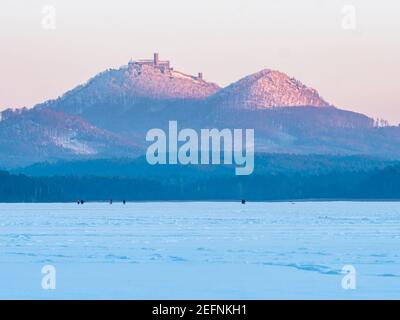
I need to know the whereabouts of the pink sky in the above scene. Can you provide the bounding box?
[1,0,399,123]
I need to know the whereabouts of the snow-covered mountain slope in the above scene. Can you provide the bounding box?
[37,58,220,115]
[2,55,400,167]
[0,108,140,167]
[208,69,331,109]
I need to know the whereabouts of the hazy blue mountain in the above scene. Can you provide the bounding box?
[1,55,399,168]
[0,108,142,167]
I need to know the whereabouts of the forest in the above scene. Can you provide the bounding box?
[1,154,399,202]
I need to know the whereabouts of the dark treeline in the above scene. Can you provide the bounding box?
[13,153,395,178]
[1,162,400,202]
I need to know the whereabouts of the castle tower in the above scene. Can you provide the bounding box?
[154,53,159,65]
[198,72,203,80]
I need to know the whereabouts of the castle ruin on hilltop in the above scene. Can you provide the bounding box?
[129,53,203,80]
[135,53,171,72]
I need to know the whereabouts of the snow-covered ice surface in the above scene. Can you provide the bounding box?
[0,201,399,299]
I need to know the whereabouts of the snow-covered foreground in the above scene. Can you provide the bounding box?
[0,202,399,299]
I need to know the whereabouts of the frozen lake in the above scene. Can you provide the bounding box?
[0,201,399,299]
